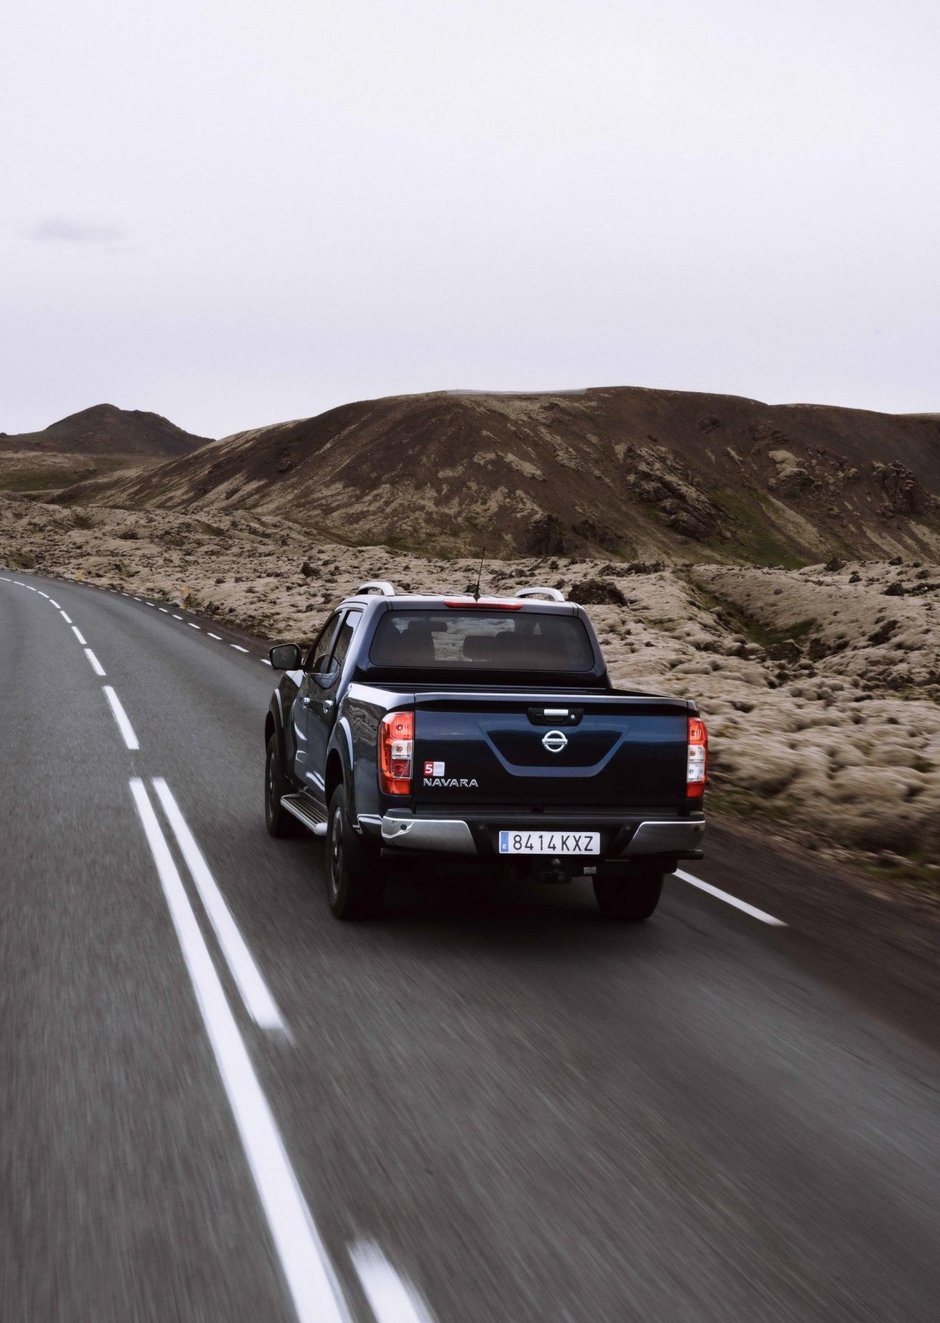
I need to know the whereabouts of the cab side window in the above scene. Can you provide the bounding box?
[328,610,362,676]
[305,614,342,674]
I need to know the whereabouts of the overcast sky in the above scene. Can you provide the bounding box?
[3,0,938,439]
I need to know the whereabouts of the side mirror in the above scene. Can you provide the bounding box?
[269,643,303,670]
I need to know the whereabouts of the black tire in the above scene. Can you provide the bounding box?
[326,784,385,919]
[593,868,664,921]
[265,732,300,837]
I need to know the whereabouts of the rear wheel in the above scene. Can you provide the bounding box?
[326,784,385,919]
[265,733,300,837]
[593,868,664,921]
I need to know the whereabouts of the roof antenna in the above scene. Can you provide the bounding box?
[471,543,486,601]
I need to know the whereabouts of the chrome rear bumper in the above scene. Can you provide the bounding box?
[362,812,704,858]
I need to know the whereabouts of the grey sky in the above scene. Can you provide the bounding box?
[3,0,938,439]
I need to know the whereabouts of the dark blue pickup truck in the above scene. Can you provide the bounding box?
[264,582,706,920]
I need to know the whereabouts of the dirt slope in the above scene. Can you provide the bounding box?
[56,388,940,564]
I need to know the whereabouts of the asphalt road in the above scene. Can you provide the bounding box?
[3,570,940,1322]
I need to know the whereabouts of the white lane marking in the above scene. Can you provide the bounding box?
[350,1243,434,1323]
[102,686,140,750]
[173,614,184,620]
[38,590,49,598]
[231,644,249,653]
[13,580,25,586]
[133,595,142,601]
[27,585,37,592]
[71,625,88,646]
[151,778,288,1035]
[188,622,201,630]
[145,601,155,608]
[49,599,61,607]
[121,592,130,597]
[261,658,272,666]
[60,611,73,624]
[674,870,786,927]
[129,780,351,1323]
[208,633,222,640]
[159,607,169,613]
[84,648,106,677]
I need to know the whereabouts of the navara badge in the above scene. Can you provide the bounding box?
[542,729,568,754]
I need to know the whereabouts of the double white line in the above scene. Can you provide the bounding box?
[130,778,433,1322]
[130,778,349,1323]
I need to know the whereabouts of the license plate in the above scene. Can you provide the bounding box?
[498,830,600,855]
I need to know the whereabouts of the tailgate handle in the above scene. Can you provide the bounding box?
[527,706,583,726]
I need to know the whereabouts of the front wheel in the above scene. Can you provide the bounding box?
[593,868,664,921]
[326,784,385,919]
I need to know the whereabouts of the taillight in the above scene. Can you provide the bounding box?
[687,717,708,798]
[379,711,414,795]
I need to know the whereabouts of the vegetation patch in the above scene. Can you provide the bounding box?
[713,487,806,568]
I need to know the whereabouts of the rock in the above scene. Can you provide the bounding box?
[768,639,802,663]
[527,514,568,556]
[571,577,627,606]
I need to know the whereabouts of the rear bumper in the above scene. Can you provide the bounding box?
[358,810,705,860]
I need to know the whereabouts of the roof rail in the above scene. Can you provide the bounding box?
[355,580,397,597]
[511,585,566,602]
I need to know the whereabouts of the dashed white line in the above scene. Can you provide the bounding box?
[350,1243,434,1323]
[13,580,25,586]
[261,658,272,666]
[26,585,37,592]
[102,686,140,751]
[71,625,88,646]
[84,648,106,677]
[208,633,222,641]
[188,622,201,630]
[49,599,61,608]
[231,644,249,653]
[159,607,169,613]
[173,614,184,620]
[145,601,155,608]
[674,870,786,927]
[60,611,73,624]
[133,595,142,601]
[129,779,350,1323]
[38,590,49,598]
[151,779,288,1034]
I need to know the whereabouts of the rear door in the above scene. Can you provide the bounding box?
[412,693,690,809]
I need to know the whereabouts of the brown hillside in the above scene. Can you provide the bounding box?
[57,388,940,563]
[1,404,213,460]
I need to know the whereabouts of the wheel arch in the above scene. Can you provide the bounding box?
[325,748,345,809]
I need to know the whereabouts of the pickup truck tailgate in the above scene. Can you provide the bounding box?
[412,692,690,808]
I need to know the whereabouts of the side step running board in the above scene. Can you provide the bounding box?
[280,794,328,837]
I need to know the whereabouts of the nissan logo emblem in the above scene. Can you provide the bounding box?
[542,729,568,754]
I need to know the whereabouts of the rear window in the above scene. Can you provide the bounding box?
[369,610,595,672]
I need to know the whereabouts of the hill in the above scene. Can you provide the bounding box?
[0,403,213,460]
[0,403,214,496]
[56,387,940,563]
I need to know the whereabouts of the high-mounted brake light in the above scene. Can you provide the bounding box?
[687,716,708,798]
[379,711,414,795]
[443,599,524,610]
